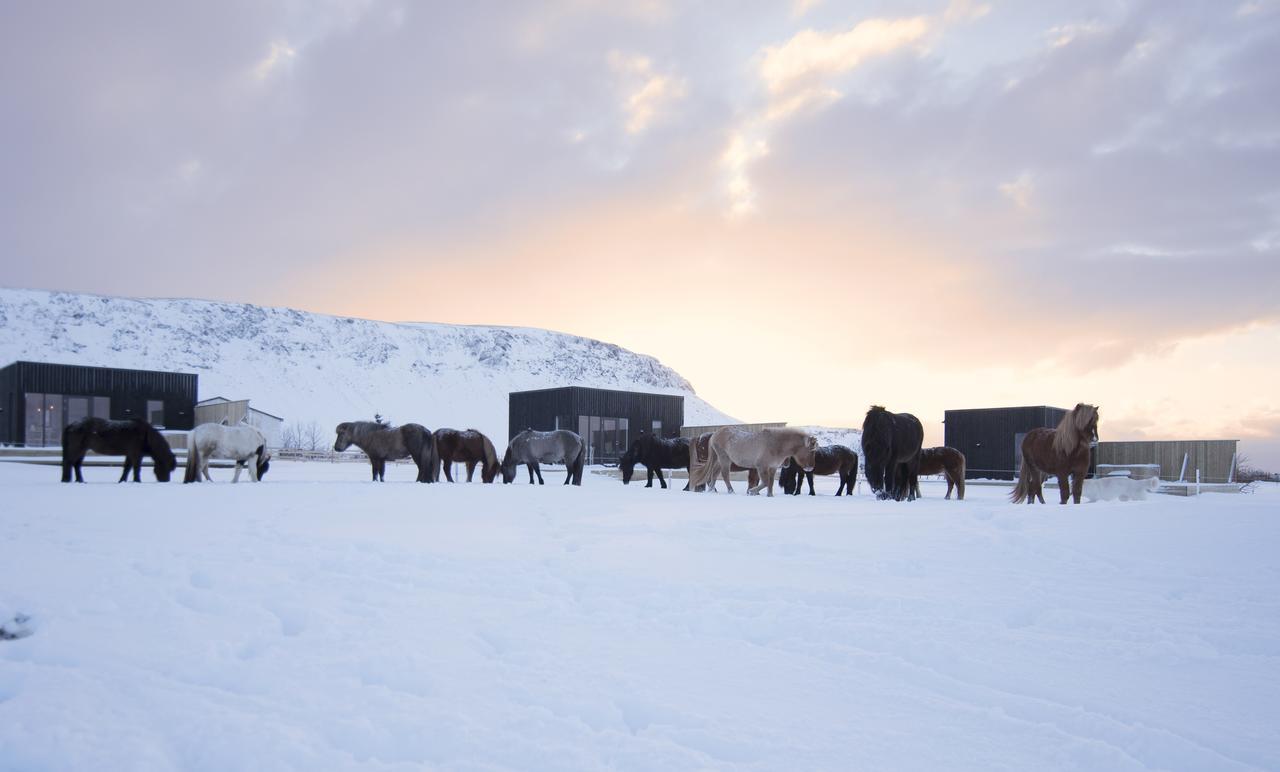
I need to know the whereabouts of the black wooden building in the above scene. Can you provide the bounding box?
[508,386,685,464]
[943,405,1070,480]
[0,361,198,447]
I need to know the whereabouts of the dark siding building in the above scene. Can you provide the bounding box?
[0,361,198,446]
[943,405,1070,480]
[508,386,685,464]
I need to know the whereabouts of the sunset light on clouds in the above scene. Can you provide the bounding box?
[3,0,1279,465]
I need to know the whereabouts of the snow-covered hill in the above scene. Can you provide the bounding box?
[0,288,735,440]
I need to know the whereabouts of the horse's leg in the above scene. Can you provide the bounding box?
[466,461,477,482]
[74,454,86,483]
[118,458,131,483]
[443,458,455,483]
[1032,472,1044,504]
[655,468,668,489]
[645,466,654,488]
[806,471,816,496]
[564,463,572,485]
[535,464,544,485]
[1057,473,1071,505]
[1071,470,1084,504]
[232,462,243,483]
[201,456,213,481]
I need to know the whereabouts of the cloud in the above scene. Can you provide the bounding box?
[609,51,686,135]
[758,16,932,96]
[998,172,1034,211]
[253,39,297,80]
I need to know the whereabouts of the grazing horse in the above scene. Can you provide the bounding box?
[692,431,758,491]
[61,417,177,483]
[501,429,586,485]
[1011,403,1099,505]
[780,444,859,496]
[687,427,818,496]
[911,446,967,500]
[861,406,924,501]
[184,423,271,483]
[334,421,438,482]
[619,434,690,489]
[435,428,500,483]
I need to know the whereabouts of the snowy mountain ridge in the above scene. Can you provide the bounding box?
[0,287,735,441]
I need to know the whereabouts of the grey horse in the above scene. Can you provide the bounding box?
[501,429,586,486]
[334,421,438,482]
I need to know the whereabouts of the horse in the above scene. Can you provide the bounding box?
[861,406,924,501]
[619,434,690,489]
[334,421,438,482]
[435,428,500,483]
[1011,403,1099,505]
[501,429,586,485]
[184,422,271,483]
[780,444,859,496]
[911,446,967,500]
[61,417,177,483]
[687,426,818,496]
[691,431,758,491]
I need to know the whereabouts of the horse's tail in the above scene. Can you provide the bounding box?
[956,453,966,500]
[409,427,438,483]
[687,441,717,490]
[184,435,201,484]
[60,424,77,482]
[571,441,586,486]
[1010,454,1032,503]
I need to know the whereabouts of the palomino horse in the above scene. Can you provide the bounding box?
[687,427,818,496]
[780,444,859,496]
[334,421,438,482]
[619,434,690,489]
[861,406,924,501]
[184,422,271,483]
[501,429,586,486]
[435,428,500,483]
[61,417,177,483]
[1011,403,1099,505]
[911,446,967,500]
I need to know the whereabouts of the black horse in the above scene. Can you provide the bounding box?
[780,444,859,496]
[861,406,924,501]
[619,434,691,489]
[61,417,178,483]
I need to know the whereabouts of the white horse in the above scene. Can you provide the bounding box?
[184,422,272,483]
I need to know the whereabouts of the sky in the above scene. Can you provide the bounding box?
[3,0,1279,468]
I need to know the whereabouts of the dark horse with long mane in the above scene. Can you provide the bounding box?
[619,434,690,489]
[61,417,177,483]
[861,406,924,501]
[910,446,967,500]
[780,444,859,496]
[1011,403,1099,505]
[435,428,500,483]
[334,421,438,482]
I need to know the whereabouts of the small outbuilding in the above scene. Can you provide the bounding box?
[943,405,1075,480]
[194,397,285,448]
[508,386,685,464]
[0,360,197,446]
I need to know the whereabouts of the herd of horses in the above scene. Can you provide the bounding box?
[57,403,1100,504]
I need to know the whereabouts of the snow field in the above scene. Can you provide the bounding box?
[1,461,1278,771]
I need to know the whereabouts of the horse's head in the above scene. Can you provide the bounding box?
[149,429,177,482]
[1076,403,1100,443]
[334,422,354,452]
[500,447,518,484]
[619,439,641,484]
[256,446,272,481]
[794,434,819,471]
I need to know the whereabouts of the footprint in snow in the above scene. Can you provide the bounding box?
[0,613,34,641]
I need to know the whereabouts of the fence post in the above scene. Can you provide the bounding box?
[1196,468,1201,496]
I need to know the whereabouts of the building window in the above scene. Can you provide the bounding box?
[147,400,165,427]
[652,420,662,437]
[577,415,631,464]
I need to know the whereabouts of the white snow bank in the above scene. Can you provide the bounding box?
[1,463,1278,771]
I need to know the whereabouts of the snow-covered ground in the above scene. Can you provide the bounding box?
[2,461,1278,771]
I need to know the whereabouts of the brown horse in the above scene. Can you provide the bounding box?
[780,445,859,496]
[912,446,967,500]
[1011,404,1099,505]
[688,427,817,496]
[435,428,500,483]
[692,431,758,491]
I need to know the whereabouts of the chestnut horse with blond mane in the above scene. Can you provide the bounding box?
[1010,403,1099,505]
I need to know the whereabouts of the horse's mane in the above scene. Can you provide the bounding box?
[347,420,397,437]
[1052,403,1098,456]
